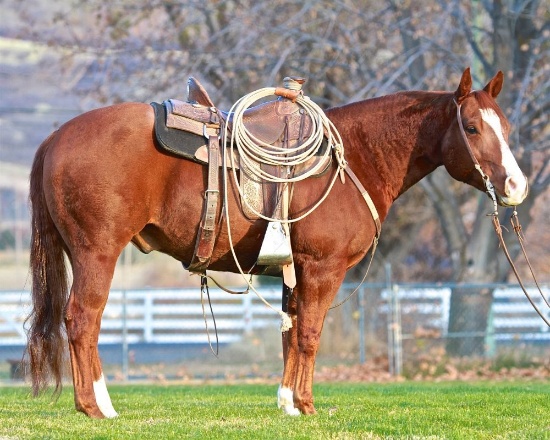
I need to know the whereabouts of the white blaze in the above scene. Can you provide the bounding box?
[480,108,528,205]
[93,373,119,418]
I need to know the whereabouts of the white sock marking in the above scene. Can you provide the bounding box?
[277,385,301,416]
[93,373,119,418]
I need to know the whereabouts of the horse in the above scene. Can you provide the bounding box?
[26,67,528,418]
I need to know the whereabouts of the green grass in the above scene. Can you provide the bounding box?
[0,382,549,439]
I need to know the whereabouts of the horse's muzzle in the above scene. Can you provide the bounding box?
[497,174,529,207]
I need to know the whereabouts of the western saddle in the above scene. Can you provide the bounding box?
[152,76,332,276]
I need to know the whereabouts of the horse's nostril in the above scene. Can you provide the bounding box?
[505,175,528,199]
[505,176,515,195]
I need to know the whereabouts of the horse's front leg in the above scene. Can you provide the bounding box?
[279,284,300,416]
[280,267,346,415]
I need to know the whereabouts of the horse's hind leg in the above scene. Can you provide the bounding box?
[90,306,118,417]
[65,251,119,418]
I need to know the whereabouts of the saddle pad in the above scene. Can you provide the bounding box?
[151,101,208,163]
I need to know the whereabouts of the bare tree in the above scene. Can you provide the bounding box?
[6,0,548,355]
[387,0,549,354]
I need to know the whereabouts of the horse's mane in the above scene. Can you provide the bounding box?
[327,90,452,116]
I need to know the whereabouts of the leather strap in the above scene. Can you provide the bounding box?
[454,99,499,211]
[329,166,381,310]
[344,166,381,237]
[492,213,550,327]
[454,99,549,327]
[187,135,220,273]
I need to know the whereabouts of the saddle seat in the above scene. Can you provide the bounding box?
[170,81,315,152]
[160,77,330,179]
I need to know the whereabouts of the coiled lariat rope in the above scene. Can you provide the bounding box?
[219,85,347,331]
[224,87,347,223]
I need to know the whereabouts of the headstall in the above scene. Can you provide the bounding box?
[454,98,549,327]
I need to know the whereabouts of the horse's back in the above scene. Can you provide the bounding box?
[39,102,195,256]
[48,101,182,181]
[53,102,154,155]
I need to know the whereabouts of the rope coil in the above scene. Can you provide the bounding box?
[219,86,347,330]
[223,87,346,223]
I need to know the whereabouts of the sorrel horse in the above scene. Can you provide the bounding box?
[27,68,527,418]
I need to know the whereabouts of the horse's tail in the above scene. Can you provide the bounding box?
[26,132,69,397]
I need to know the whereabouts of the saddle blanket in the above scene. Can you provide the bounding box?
[151,101,208,163]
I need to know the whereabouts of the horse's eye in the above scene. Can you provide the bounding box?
[466,126,477,134]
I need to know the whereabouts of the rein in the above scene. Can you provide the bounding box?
[200,275,220,357]
[454,99,550,327]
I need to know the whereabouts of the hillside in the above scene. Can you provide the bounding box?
[0,37,82,166]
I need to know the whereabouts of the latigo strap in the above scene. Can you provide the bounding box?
[186,134,221,273]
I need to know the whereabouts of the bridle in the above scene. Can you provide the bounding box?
[454,98,499,213]
[454,98,550,327]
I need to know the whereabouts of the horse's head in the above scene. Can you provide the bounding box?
[442,68,528,207]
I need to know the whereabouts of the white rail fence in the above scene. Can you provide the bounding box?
[1,285,549,347]
[0,287,282,346]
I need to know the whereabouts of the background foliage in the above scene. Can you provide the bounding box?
[0,0,548,354]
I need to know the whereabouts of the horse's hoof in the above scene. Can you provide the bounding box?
[78,406,105,419]
[298,403,317,415]
[281,405,301,416]
[277,385,300,416]
[93,374,119,418]
[99,408,119,418]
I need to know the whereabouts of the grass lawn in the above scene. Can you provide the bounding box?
[0,381,549,439]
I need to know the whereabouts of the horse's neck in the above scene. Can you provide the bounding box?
[327,92,452,221]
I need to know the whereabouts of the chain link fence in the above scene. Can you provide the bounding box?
[330,271,550,378]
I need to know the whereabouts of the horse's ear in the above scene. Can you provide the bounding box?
[455,67,472,103]
[483,71,504,98]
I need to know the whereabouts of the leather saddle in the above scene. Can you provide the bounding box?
[151,77,330,273]
[187,76,311,145]
[152,77,330,216]
[153,77,329,170]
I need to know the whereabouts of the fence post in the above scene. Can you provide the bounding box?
[359,286,365,364]
[121,288,129,381]
[485,302,496,357]
[121,245,131,381]
[385,263,403,376]
[392,283,403,376]
[386,263,394,375]
[144,294,153,342]
[243,293,252,335]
